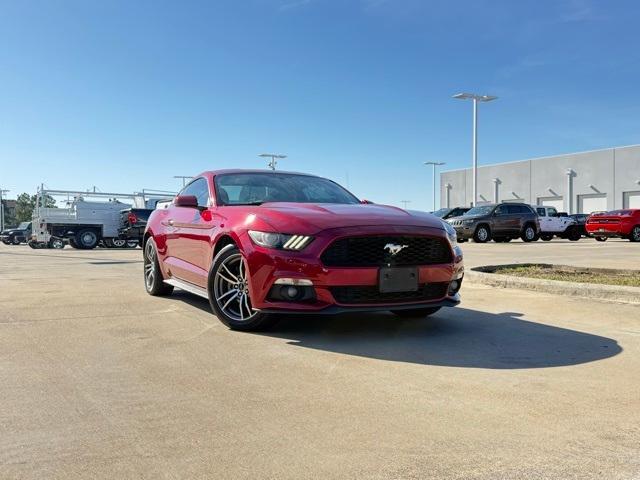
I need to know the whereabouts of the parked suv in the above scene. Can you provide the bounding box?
[0,222,32,245]
[447,203,539,243]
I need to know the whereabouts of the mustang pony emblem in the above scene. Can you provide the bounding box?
[384,243,409,256]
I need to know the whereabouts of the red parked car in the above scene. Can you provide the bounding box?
[143,170,464,330]
[585,209,640,242]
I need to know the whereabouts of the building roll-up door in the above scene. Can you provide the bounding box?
[578,194,607,214]
[537,196,564,211]
[623,191,640,209]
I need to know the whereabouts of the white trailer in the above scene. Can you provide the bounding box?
[31,186,174,249]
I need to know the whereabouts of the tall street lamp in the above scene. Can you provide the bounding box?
[424,162,445,212]
[259,153,287,170]
[452,92,497,207]
[0,188,9,231]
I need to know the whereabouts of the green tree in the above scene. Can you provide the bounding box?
[15,193,56,222]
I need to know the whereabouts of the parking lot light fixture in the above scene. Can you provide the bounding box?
[453,92,498,207]
[259,153,287,171]
[424,162,446,211]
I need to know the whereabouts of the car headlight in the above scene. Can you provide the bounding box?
[442,221,458,246]
[463,219,475,225]
[248,230,313,251]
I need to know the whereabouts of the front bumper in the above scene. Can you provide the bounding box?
[452,224,475,240]
[241,225,465,313]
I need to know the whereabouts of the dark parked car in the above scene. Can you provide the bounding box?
[1,222,32,245]
[569,214,589,238]
[447,203,540,243]
[432,207,470,220]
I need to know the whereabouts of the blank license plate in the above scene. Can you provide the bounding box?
[379,267,419,293]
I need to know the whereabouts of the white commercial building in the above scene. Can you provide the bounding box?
[440,145,640,213]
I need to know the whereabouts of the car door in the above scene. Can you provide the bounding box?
[166,177,217,287]
[492,205,510,235]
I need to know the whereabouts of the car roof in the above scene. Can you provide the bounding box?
[196,169,319,178]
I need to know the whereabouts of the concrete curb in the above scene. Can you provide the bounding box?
[466,265,640,305]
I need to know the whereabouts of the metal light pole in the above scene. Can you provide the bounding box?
[0,189,9,231]
[400,200,411,210]
[259,153,287,170]
[423,162,445,211]
[452,93,497,207]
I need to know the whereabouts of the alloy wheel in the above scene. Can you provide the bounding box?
[632,226,640,242]
[144,241,156,290]
[525,227,535,240]
[112,239,126,248]
[477,228,488,242]
[213,253,256,322]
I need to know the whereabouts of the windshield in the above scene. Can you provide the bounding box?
[215,173,360,206]
[465,205,495,216]
[18,222,30,229]
[432,208,450,218]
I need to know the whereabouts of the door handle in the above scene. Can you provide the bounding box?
[168,219,174,226]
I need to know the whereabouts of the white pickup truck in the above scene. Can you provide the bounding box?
[535,206,581,241]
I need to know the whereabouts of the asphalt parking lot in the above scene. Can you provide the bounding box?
[1,241,639,479]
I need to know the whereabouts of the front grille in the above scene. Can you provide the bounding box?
[330,283,449,304]
[321,235,452,267]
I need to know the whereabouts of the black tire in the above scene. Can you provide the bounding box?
[143,238,174,296]
[75,229,99,249]
[68,238,80,249]
[126,240,139,248]
[28,241,38,249]
[540,234,553,241]
[12,237,20,245]
[208,244,277,331]
[102,239,114,248]
[391,307,441,318]
[629,225,640,242]
[473,225,491,243]
[48,237,65,249]
[521,224,538,242]
[568,228,581,241]
[595,236,608,242]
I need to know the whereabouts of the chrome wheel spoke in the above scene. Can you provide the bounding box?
[222,291,239,311]
[221,264,239,283]
[216,271,237,285]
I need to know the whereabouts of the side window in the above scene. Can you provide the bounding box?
[505,205,519,214]
[536,207,546,217]
[548,207,558,217]
[179,178,210,207]
[495,205,507,215]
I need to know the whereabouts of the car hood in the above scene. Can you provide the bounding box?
[250,203,445,234]
[1,229,20,235]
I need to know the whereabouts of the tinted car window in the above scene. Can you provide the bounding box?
[179,178,210,207]
[215,173,359,206]
[536,207,546,216]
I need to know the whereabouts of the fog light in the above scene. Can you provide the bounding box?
[286,286,299,299]
[448,279,462,296]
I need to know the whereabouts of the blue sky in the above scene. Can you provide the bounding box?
[1,0,639,210]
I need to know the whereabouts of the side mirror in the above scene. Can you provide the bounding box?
[174,195,199,209]
[361,199,374,204]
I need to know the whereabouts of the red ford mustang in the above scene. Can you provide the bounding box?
[585,209,640,242]
[143,170,464,330]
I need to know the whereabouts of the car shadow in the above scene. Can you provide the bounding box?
[167,292,621,369]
